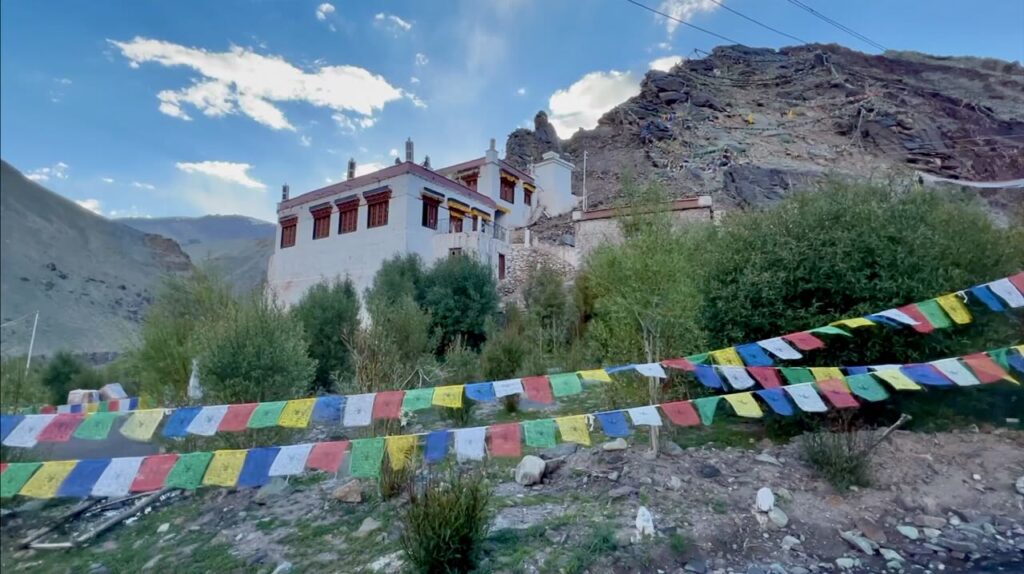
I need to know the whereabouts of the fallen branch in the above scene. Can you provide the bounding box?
[866,413,912,454]
[72,488,174,547]
[18,499,99,549]
[86,491,155,514]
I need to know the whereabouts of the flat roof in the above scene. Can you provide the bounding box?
[574,197,711,222]
[436,157,535,183]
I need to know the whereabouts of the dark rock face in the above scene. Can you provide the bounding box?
[504,111,563,170]
[721,166,820,208]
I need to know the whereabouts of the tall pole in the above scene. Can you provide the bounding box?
[24,311,39,377]
[582,150,588,212]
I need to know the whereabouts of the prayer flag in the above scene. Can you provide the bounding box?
[549,373,583,397]
[311,395,344,423]
[871,309,920,327]
[454,427,487,462]
[735,344,774,367]
[757,337,802,360]
[20,460,77,498]
[627,406,663,426]
[693,396,722,425]
[963,352,1018,384]
[131,454,179,492]
[402,388,434,412]
[522,376,554,404]
[348,438,385,478]
[492,379,525,397]
[900,364,953,386]
[306,441,348,473]
[432,385,464,409]
[247,401,287,429]
[595,411,631,437]
[58,459,111,497]
[577,369,612,382]
[372,391,405,420]
[780,368,815,385]
[218,403,259,431]
[187,405,229,436]
[710,347,744,366]
[720,366,757,390]
[1,463,41,498]
[916,299,952,329]
[755,388,794,416]
[343,394,376,427]
[686,352,710,365]
[872,368,922,391]
[830,317,875,329]
[1010,272,1024,292]
[522,419,557,448]
[165,452,214,490]
[555,415,591,446]
[237,447,280,488]
[810,367,845,382]
[0,415,24,442]
[92,456,145,498]
[661,358,695,371]
[3,414,57,448]
[845,374,889,402]
[990,348,1013,372]
[36,414,83,442]
[162,407,201,438]
[269,444,314,477]
[660,401,701,426]
[634,363,668,378]
[816,380,859,408]
[489,423,522,457]
[693,364,725,389]
[278,399,317,428]
[425,430,450,463]
[203,450,247,487]
[1007,348,1024,375]
[936,293,972,324]
[464,383,496,402]
[74,412,118,440]
[897,304,935,334]
[747,367,782,389]
[385,435,418,470]
[723,392,763,418]
[968,285,1005,311]
[783,331,825,351]
[809,325,852,337]
[783,384,828,412]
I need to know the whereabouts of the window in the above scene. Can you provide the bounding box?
[498,253,506,280]
[365,189,391,228]
[449,248,463,257]
[280,218,297,248]
[461,173,478,191]
[449,213,464,233]
[472,215,478,232]
[422,197,439,229]
[500,176,515,203]
[337,199,358,234]
[524,186,533,206]
[311,206,332,240]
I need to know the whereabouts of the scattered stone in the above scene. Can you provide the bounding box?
[747,566,767,574]
[369,552,403,573]
[697,464,721,479]
[270,562,293,574]
[354,517,381,538]
[896,494,920,511]
[835,557,857,569]
[854,516,887,544]
[922,528,942,539]
[332,480,362,503]
[539,443,577,459]
[668,476,683,490]
[755,453,782,466]
[775,487,793,502]
[614,528,634,548]
[608,486,637,499]
[544,528,564,545]
[142,555,162,571]
[514,455,546,486]
[602,438,629,451]
[768,508,789,528]
[915,515,947,529]
[897,525,920,540]
[1015,475,1024,496]
[790,568,809,574]
[948,515,962,527]
[661,440,685,457]
[256,477,291,502]
[879,548,903,562]
[756,487,775,511]
[781,535,801,550]
[840,531,876,555]
[684,557,708,573]
[937,538,978,553]
[156,523,170,534]
[920,495,940,515]
[886,560,903,571]
[768,563,787,574]
[971,473,982,481]
[634,506,655,541]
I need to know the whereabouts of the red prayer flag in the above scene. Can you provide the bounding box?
[372,391,405,420]
[962,353,1012,384]
[36,414,84,442]
[306,440,349,473]
[661,358,695,371]
[897,304,934,334]
[40,405,56,414]
[1009,272,1024,293]
[783,331,825,351]
[131,454,179,492]
[747,367,782,389]
[816,380,859,409]
[108,400,120,411]
[218,403,259,431]
[660,401,701,426]
[488,423,522,457]
[522,376,554,404]
[1,463,8,474]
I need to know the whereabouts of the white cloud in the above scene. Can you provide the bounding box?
[409,76,420,84]
[110,37,406,132]
[56,77,72,85]
[332,113,377,133]
[657,41,672,51]
[25,162,70,183]
[132,181,156,190]
[548,70,641,135]
[75,198,103,214]
[299,134,312,147]
[657,0,719,36]
[516,87,526,95]
[388,148,399,157]
[650,55,684,71]
[315,3,335,21]
[101,177,115,184]
[175,160,266,189]
[374,13,412,34]
[415,53,429,66]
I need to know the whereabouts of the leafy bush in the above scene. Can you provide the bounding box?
[420,254,499,352]
[291,278,360,392]
[365,253,426,310]
[0,356,49,411]
[522,264,577,352]
[799,429,873,490]
[400,469,491,574]
[40,350,86,404]
[438,338,480,426]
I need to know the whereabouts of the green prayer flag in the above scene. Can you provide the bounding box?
[989,348,1012,372]
[548,373,582,397]
[348,438,385,478]
[693,397,721,425]
[247,401,287,428]
[1,462,42,498]
[402,388,434,412]
[165,452,214,490]
[74,412,119,440]
[686,353,710,365]
[809,325,851,337]
[916,299,953,329]
[845,374,889,402]
[522,419,557,448]
[97,402,109,413]
[780,368,815,385]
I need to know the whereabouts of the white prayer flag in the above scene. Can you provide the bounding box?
[987,278,1024,308]
[343,393,375,427]
[2,414,57,448]
[118,400,135,412]
[719,366,757,390]
[56,405,72,414]
[873,309,919,326]
[784,384,828,413]
[454,427,487,462]
[92,456,145,498]
[269,443,314,476]
[757,337,802,360]
[186,405,228,436]
[627,406,663,427]
[492,379,524,398]
[869,364,902,372]
[929,358,980,386]
[634,363,668,378]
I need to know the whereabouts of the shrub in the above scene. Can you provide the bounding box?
[799,429,873,490]
[420,254,499,352]
[291,278,360,392]
[40,350,86,404]
[0,356,49,411]
[522,264,576,351]
[439,339,479,426]
[400,469,491,574]
[365,253,426,310]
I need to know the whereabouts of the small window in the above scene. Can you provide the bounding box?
[311,208,331,240]
[472,215,479,232]
[500,177,515,203]
[280,219,297,248]
[449,213,464,233]
[449,248,463,257]
[524,187,533,205]
[338,201,358,234]
[498,253,506,280]
[365,190,391,228]
[422,197,439,229]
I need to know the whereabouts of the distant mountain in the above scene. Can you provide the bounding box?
[119,215,275,295]
[0,160,192,356]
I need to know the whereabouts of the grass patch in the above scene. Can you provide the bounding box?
[669,531,689,554]
[562,524,618,574]
[799,430,872,490]
[400,469,491,574]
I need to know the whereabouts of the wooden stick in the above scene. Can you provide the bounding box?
[18,499,99,549]
[73,488,173,546]
[27,542,75,550]
[866,413,912,454]
[86,491,153,514]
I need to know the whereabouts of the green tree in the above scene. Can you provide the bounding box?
[480,304,530,381]
[0,356,50,411]
[365,253,426,310]
[40,351,85,404]
[420,255,499,352]
[522,264,576,353]
[291,278,360,391]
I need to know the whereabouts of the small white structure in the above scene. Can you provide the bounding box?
[267,138,574,307]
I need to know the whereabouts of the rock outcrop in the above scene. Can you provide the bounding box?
[505,111,563,171]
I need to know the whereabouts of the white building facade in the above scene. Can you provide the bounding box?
[267,139,574,307]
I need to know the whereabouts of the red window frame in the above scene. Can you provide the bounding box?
[279,217,297,248]
[365,189,391,228]
[422,197,440,229]
[449,212,464,233]
[311,206,332,240]
[500,176,515,203]
[524,187,533,205]
[336,197,358,234]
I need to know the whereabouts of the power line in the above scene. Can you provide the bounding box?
[784,0,888,52]
[624,0,743,45]
[706,0,808,44]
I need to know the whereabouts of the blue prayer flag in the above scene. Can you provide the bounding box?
[844,366,870,375]
[465,383,497,402]
[57,459,111,497]
[0,414,24,442]
[311,395,344,423]
[425,430,449,463]
[968,286,1006,312]
[693,364,724,389]
[756,388,794,416]
[866,314,908,328]
[1008,348,1024,375]
[595,411,631,437]
[162,407,201,438]
[237,447,280,488]
[736,343,774,367]
[900,364,953,386]
[604,365,634,374]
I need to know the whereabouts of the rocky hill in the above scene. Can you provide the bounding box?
[508,44,1024,239]
[119,215,275,295]
[0,161,192,356]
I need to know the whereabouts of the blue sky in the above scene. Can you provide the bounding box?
[2,0,1022,221]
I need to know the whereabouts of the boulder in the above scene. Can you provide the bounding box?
[768,508,789,528]
[353,517,381,538]
[658,91,687,104]
[915,515,947,529]
[661,440,685,457]
[634,506,655,540]
[514,455,546,486]
[331,480,362,503]
[896,525,919,540]
[756,487,775,511]
[602,438,629,451]
[840,531,876,555]
[690,91,726,112]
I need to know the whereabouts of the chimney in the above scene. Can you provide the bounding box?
[405,137,414,162]
[281,184,290,201]
[394,157,402,165]
[422,155,431,169]
[486,137,498,162]
[347,158,356,180]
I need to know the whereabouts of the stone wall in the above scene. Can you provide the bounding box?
[574,206,713,259]
[499,241,578,297]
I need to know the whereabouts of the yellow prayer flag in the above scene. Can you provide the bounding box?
[723,392,763,418]
[431,385,464,409]
[936,294,972,325]
[873,369,922,391]
[203,450,247,487]
[385,435,418,471]
[555,415,591,446]
[810,367,845,382]
[119,409,164,441]
[85,402,99,414]
[19,460,78,498]
[577,369,612,383]
[710,347,744,366]
[278,398,316,428]
[830,317,875,329]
